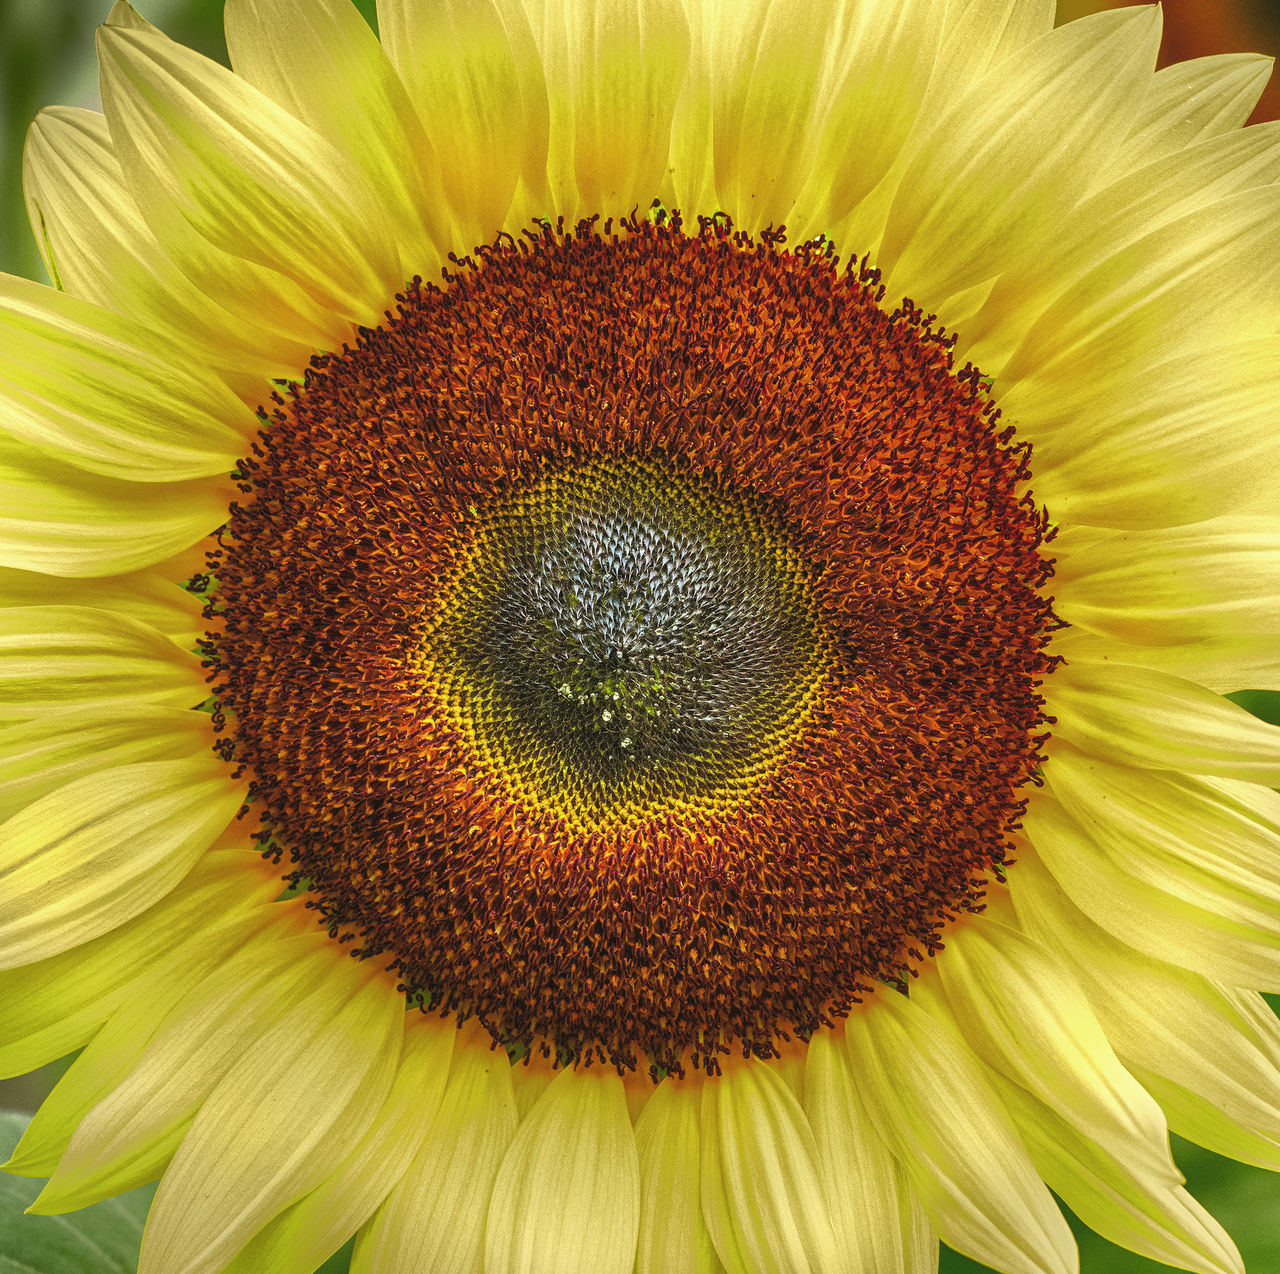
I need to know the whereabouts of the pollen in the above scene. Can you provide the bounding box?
[204,214,1058,1077]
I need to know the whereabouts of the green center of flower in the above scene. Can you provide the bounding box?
[204,214,1057,1077]
[429,455,826,823]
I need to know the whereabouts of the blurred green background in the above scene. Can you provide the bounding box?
[1,1,1279,1271]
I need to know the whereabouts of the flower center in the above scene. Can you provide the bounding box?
[205,215,1058,1076]
[430,454,828,824]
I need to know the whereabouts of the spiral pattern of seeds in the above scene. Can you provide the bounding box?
[205,214,1058,1076]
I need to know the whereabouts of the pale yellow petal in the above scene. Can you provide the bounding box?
[224,0,443,274]
[633,1074,724,1274]
[1021,791,1280,991]
[823,0,1059,252]
[0,605,202,723]
[219,1014,454,1274]
[662,0,715,213]
[485,1065,640,1274]
[804,1027,938,1274]
[97,23,402,329]
[32,923,338,1213]
[1052,518,1280,646]
[0,274,252,481]
[1042,743,1280,962]
[0,431,232,578]
[701,0,837,233]
[21,105,316,395]
[351,1021,518,1274]
[0,703,211,822]
[964,121,1280,374]
[785,0,943,240]
[844,991,1075,1274]
[1103,633,1280,697]
[0,566,204,645]
[511,1056,557,1122]
[923,909,1241,1274]
[526,0,689,224]
[6,893,276,1177]
[879,7,1161,305]
[1010,849,1280,1172]
[995,185,1280,427]
[800,0,1055,245]
[1025,336,1280,529]
[1097,52,1275,184]
[699,1058,840,1274]
[377,0,548,245]
[944,0,1057,72]
[0,846,277,1081]
[1044,656,1280,786]
[0,753,245,968]
[139,962,403,1274]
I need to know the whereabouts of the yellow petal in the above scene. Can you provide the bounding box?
[96,23,402,329]
[662,0,714,214]
[0,605,202,722]
[485,1065,640,1274]
[795,0,1055,242]
[828,0,1035,266]
[528,0,689,224]
[1021,790,1280,991]
[0,432,232,578]
[1010,848,1280,1172]
[0,846,276,1080]
[803,1027,937,1274]
[0,274,252,481]
[0,703,210,822]
[21,104,320,404]
[1043,743,1280,960]
[138,960,404,1274]
[377,0,547,246]
[844,990,1076,1274]
[1097,52,1275,184]
[33,923,339,1213]
[700,0,837,233]
[219,1013,454,1274]
[511,1056,557,1122]
[0,566,204,645]
[995,185,1280,423]
[785,0,940,240]
[351,1020,519,1274]
[0,753,245,969]
[7,893,275,1177]
[965,120,1280,375]
[224,0,443,274]
[633,1074,723,1274]
[1025,335,1280,529]
[1052,517,1280,646]
[925,909,1241,1274]
[1099,633,1280,698]
[699,1058,840,1274]
[1044,656,1280,786]
[880,7,1161,304]
[21,105,316,396]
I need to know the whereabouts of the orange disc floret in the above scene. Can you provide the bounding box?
[205,215,1058,1077]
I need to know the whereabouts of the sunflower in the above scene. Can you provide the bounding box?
[2,0,1279,1271]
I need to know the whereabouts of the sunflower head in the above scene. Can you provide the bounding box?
[200,213,1058,1076]
[3,2,1279,1274]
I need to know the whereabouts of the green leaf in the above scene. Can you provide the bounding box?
[1228,689,1280,728]
[0,1110,153,1274]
